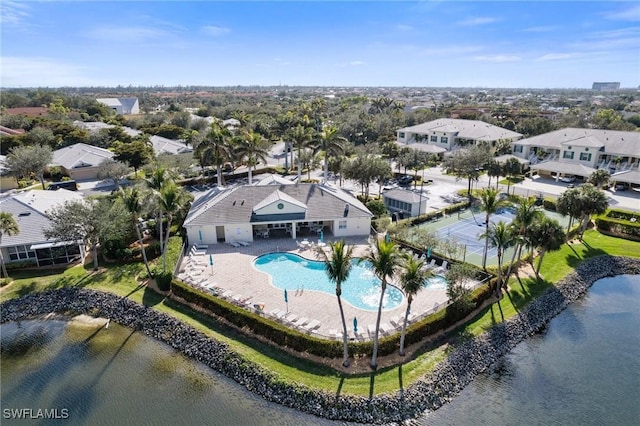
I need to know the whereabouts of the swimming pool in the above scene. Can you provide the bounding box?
[253,252,404,311]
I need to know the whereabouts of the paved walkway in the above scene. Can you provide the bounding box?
[177,237,460,340]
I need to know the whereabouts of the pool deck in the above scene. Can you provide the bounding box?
[177,237,478,340]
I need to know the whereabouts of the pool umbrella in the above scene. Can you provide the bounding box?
[209,254,214,275]
[353,317,358,334]
[284,289,288,312]
[385,232,391,243]
[427,247,431,259]
[198,229,203,241]
[319,230,324,243]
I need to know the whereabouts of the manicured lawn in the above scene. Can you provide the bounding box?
[2,230,639,396]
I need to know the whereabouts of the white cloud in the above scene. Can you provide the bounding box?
[602,4,640,22]
[473,55,521,63]
[521,25,558,33]
[0,57,104,87]
[535,53,584,61]
[87,25,174,42]
[0,1,30,26]
[395,24,414,32]
[201,25,231,36]
[456,16,499,27]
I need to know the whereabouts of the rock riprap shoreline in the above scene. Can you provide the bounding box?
[2,255,639,424]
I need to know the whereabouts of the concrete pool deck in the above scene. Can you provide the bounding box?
[177,237,479,340]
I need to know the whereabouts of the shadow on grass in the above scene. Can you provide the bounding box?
[142,286,165,307]
[504,290,520,314]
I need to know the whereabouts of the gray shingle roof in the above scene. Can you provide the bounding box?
[0,190,84,248]
[184,183,372,226]
[398,119,522,141]
[51,143,114,169]
[516,128,639,155]
[382,188,428,203]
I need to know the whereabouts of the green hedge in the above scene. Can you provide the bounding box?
[595,209,640,241]
[171,275,494,360]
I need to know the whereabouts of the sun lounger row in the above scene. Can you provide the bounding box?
[190,245,207,256]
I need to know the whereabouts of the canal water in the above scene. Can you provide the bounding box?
[1,275,638,425]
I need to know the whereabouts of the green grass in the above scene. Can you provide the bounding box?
[2,230,639,396]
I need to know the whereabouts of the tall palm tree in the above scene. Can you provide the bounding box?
[120,186,153,278]
[196,121,234,186]
[317,240,355,367]
[157,182,191,272]
[481,221,514,293]
[398,255,431,356]
[478,188,508,269]
[0,212,19,278]
[286,125,315,182]
[145,166,172,257]
[316,125,347,184]
[505,197,542,281]
[360,238,402,369]
[529,217,566,278]
[235,130,270,185]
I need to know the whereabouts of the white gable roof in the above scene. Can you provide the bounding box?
[253,189,307,214]
[52,143,114,169]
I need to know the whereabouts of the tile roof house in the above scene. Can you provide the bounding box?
[183,183,372,244]
[396,119,522,154]
[51,143,115,180]
[511,128,640,185]
[96,97,140,115]
[0,190,86,268]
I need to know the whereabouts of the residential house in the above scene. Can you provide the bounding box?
[510,128,640,186]
[382,188,428,219]
[51,143,114,180]
[0,190,86,268]
[183,183,372,245]
[96,97,140,115]
[396,118,522,155]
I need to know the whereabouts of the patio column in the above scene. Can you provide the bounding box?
[291,223,297,239]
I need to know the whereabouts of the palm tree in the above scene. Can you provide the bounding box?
[286,125,315,182]
[120,186,153,278]
[481,221,514,293]
[478,188,508,269]
[575,184,609,238]
[235,130,269,185]
[0,212,19,278]
[398,255,431,356]
[157,182,191,272]
[317,125,347,184]
[505,197,542,281]
[316,240,355,367]
[529,217,566,278]
[360,238,402,369]
[145,166,172,258]
[196,121,234,186]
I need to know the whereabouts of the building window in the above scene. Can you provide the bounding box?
[8,245,36,261]
[513,145,523,153]
[563,151,574,159]
[338,220,347,230]
[580,153,592,161]
[430,135,437,142]
[399,132,405,139]
[441,136,448,144]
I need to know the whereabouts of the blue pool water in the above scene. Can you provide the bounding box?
[253,252,404,311]
[424,274,448,290]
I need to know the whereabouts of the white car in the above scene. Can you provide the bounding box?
[560,176,576,183]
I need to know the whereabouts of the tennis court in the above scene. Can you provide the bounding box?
[412,207,518,267]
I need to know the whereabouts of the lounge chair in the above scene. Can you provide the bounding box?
[227,241,241,248]
[380,323,394,335]
[237,241,250,247]
[302,319,321,332]
[293,317,309,328]
[367,324,376,336]
[389,316,401,328]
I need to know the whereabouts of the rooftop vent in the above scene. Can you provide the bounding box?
[343,204,349,217]
[18,212,31,217]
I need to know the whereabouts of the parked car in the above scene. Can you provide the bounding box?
[615,182,629,191]
[560,175,576,183]
[47,180,78,191]
[398,175,414,186]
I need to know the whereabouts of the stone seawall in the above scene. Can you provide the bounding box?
[2,255,639,424]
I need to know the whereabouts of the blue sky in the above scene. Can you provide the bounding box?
[1,1,638,88]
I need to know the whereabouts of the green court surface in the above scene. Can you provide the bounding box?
[408,207,570,267]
